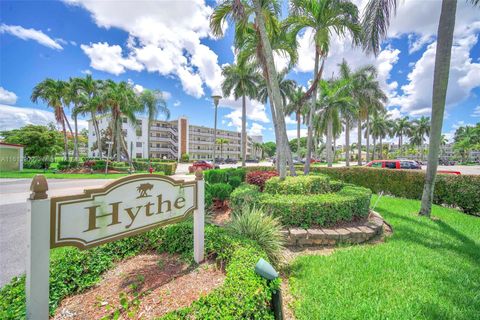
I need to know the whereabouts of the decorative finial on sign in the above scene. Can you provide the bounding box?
[29,175,48,200]
[195,169,203,181]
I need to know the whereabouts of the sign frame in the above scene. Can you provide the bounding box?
[25,172,205,319]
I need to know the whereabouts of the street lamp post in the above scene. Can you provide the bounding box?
[211,95,222,165]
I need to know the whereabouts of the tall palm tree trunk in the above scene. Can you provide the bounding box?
[61,119,69,161]
[73,113,79,160]
[366,112,370,162]
[399,135,402,156]
[345,119,350,166]
[305,54,323,174]
[326,118,333,167]
[253,2,292,179]
[91,111,103,158]
[379,137,383,160]
[116,117,122,162]
[242,94,247,167]
[357,117,362,165]
[147,120,151,160]
[372,136,376,160]
[296,112,301,156]
[268,98,280,172]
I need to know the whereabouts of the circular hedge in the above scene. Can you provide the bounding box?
[231,174,372,228]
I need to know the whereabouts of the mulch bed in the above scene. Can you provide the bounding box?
[53,253,225,319]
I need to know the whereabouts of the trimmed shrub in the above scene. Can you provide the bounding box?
[91,160,107,170]
[24,158,51,170]
[230,183,261,213]
[227,176,242,189]
[259,186,372,228]
[208,183,233,201]
[246,170,278,191]
[308,167,480,215]
[264,175,343,195]
[57,160,80,171]
[204,168,246,185]
[132,161,177,175]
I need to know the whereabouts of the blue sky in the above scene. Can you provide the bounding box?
[1,0,479,143]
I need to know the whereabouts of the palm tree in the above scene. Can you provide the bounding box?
[393,116,412,156]
[337,60,387,165]
[221,61,261,166]
[100,81,141,162]
[139,90,170,160]
[314,79,351,167]
[216,138,229,159]
[362,0,479,216]
[285,85,307,158]
[370,112,390,160]
[253,141,263,159]
[211,0,293,179]
[31,79,70,160]
[285,0,361,174]
[75,75,105,158]
[413,116,430,161]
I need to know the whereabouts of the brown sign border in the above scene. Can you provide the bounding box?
[50,174,197,250]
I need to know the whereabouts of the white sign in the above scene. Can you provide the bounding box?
[50,175,197,249]
[25,173,205,319]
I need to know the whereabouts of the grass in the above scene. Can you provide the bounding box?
[288,195,480,320]
[0,169,162,179]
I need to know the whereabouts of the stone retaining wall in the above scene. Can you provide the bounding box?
[282,211,384,247]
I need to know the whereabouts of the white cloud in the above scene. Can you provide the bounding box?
[220,95,270,133]
[248,123,265,136]
[287,128,308,140]
[387,108,402,120]
[0,23,63,50]
[0,104,88,131]
[471,106,480,117]
[66,0,223,98]
[81,69,92,75]
[390,34,480,115]
[173,100,181,107]
[0,87,18,105]
[81,42,143,75]
[284,116,297,125]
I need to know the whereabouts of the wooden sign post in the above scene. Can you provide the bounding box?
[25,172,205,319]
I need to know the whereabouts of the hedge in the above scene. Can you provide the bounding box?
[23,158,51,170]
[57,160,80,171]
[306,167,480,215]
[204,168,246,185]
[264,175,343,195]
[207,183,233,201]
[230,183,261,213]
[132,161,177,175]
[259,186,372,228]
[0,221,278,320]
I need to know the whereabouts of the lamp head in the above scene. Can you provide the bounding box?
[211,95,222,107]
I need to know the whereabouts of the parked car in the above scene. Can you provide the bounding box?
[245,158,260,163]
[214,158,225,164]
[188,160,219,173]
[366,160,421,170]
[225,158,238,164]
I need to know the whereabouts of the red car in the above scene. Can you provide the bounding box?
[365,160,461,174]
[188,160,219,173]
[366,160,421,169]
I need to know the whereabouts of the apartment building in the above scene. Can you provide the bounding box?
[87,116,260,161]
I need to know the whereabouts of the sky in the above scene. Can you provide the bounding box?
[0,0,479,144]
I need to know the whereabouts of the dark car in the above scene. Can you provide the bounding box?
[225,158,238,164]
[245,158,260,163]
[214,158,225,164]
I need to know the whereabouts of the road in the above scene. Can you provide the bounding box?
[1,161,478,287]
[0,178,114,287]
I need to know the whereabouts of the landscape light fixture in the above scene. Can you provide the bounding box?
[211,95,222,165]
[255,258,283,319]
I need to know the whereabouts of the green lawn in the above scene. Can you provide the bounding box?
[0,169,157,179]
[288,195,480,320]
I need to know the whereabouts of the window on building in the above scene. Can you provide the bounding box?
[136,129,142,136]
[136,142,142,147]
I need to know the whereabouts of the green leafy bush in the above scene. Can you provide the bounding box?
[91,160,107,170]
[204,168,246,185]
[264,175,343,195]
[230,183,261,213]
[23,158,51,170]
[307,167,480,215]
[132,161,177,175]
[0,221,278,320]
[57,160,80,171]
[207,183,233,201]
[228,206,285,265]
[246,170,278,191]
[227,176,242,189]
[259,186,372,228]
